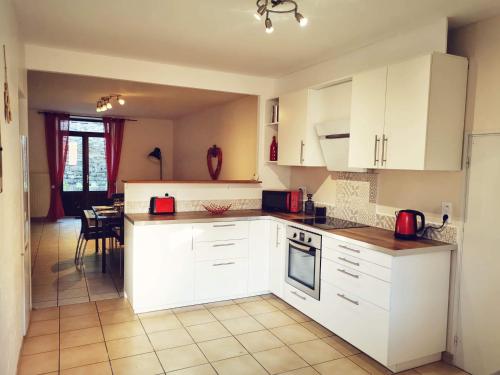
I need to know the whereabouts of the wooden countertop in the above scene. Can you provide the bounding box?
[125,209,455,255]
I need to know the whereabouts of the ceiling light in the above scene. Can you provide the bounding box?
[106,102,112,109]
[95,94,126,113]
[254,0,308,32]
[118,97,125,105]
[265,16,274,33]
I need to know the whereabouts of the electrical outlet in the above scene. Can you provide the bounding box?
[441,202,452,223]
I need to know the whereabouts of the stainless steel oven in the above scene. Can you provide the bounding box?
[285,226,322,300]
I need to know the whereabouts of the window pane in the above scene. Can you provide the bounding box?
[89,137,108,192]
[63,136,83,192]
[69,120,104,133]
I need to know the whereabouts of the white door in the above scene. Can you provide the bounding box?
[348,66,387,169]
[278,90,308,166]
[384,55,431,170]
[457,134,500,375]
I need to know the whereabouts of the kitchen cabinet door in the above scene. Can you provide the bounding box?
[132,224,194,311]
[269,221,286,298]
[248,220,270,294]
[348,66,387,169]
[278,90,307,166]
[383,55,431,170]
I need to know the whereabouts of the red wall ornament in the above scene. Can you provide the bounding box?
[207,144,222,180]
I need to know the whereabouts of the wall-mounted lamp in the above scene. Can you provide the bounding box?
[148,147,163,180]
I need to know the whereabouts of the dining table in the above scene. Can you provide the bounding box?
[91,205,123,273]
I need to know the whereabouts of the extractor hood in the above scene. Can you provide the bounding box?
[315,120,366,172]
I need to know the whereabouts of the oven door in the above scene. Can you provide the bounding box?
[285,239,321,300]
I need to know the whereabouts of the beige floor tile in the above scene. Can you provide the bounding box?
[32,300,58,309]
[267,298,292,310]
[102,320,145,341]
[281,367,320,375]
[60,302,97,318]
[203,299,235,308]
[282,308,312,323]
[148,327,194,350]
[22,333,59,356]
[58,279,87,291]
[290,339,344,365]
[220,315,265,335]
[415,361,469,375]
[254,346,309,374]
[60,361,113,375]
[198,336,247,361]
[60,312,100,332]
[157,344,208,372]
[60,342,109,370]
[236,329,284,353]
[106,334,153,359]
[176,309,216,326]
[166,363,216,375]
[301,321,334,338]
[141,314,182,333]
[186,321,231,342]
[59,287,89,300]
[99,307,138,325]
[111,352,163,375]
[173,304,207,313]
[60,326,104,349]
[253,310,296,328]
[209,304,249,320]
[314,358,369,375]
[18,350,59,375]
[90,292,121,302]
[213,354,267,375]
[59,296,91,306]
[271,323,318,344]
[139,309,174,319]
[349,354,393,375]
[96,297,130,312]
[30,307,59,322]
[26,319,59,337]
[233,295,263,304]
[322,336,361,356]
[240,300,278,315]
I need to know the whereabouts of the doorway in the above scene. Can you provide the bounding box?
[62,119,109,216]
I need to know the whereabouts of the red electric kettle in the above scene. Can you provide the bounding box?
[394,209,425,240]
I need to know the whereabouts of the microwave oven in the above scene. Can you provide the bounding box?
[262,190,303,213]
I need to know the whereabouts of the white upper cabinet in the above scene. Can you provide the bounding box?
[349,53,468,171]
[278,89,325,167]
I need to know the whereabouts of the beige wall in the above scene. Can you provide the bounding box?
[0,0,28,373]
[28,110,174,217]
[173,96,258,180]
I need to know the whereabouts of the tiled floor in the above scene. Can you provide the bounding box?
[20,294,469,375]
[31,218,123,308]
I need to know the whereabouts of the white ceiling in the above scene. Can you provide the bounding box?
[27,71,246,119]
[14,0,500,77]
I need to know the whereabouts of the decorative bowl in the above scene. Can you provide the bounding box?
[202,203,232,215]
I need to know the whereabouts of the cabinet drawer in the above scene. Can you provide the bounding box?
[282,283,321,322]
[322,259,391,310]
[323,237,392,268]
[321,281,389,364]
[193,221,249,242]
[194,239,248,261]
[323,248,391,282]
[195,258,248,300]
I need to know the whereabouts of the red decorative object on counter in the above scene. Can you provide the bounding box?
[202,203,232,215]
[270,136,278,161]
[207,144,222,180]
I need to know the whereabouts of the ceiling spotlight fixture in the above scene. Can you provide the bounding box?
[95,94,126,113]
[254,0,308,33]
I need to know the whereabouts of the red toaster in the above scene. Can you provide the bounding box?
[149,194,175,215]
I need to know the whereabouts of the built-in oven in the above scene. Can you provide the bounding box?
[285,226,322,300]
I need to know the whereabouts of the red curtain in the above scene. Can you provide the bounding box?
[44,113,70,221]
[103,117,125,198]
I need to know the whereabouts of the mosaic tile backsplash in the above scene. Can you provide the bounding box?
[126,199,262,214]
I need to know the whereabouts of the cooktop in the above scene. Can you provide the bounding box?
[292,216,368,231]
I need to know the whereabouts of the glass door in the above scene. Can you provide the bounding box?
[62,120,109,216]
[288,240,317,289]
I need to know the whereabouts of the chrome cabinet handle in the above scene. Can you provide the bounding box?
[291,291,306,300]
[213,243,235,248]
[300,141,305,164]
[338,257,360,267]
[276,225,280,247]
[374,135,380,166]
[337,268,360,279]
[213,224,236,228]
[381,135,388,166]
[337,293,359,305]
[213,261,235,267]
[338,244,360,253]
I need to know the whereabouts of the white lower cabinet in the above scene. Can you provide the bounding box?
[248,220,271,294]
[268,221,286,298]
[283,283,322,322]
[194,258,248,300]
